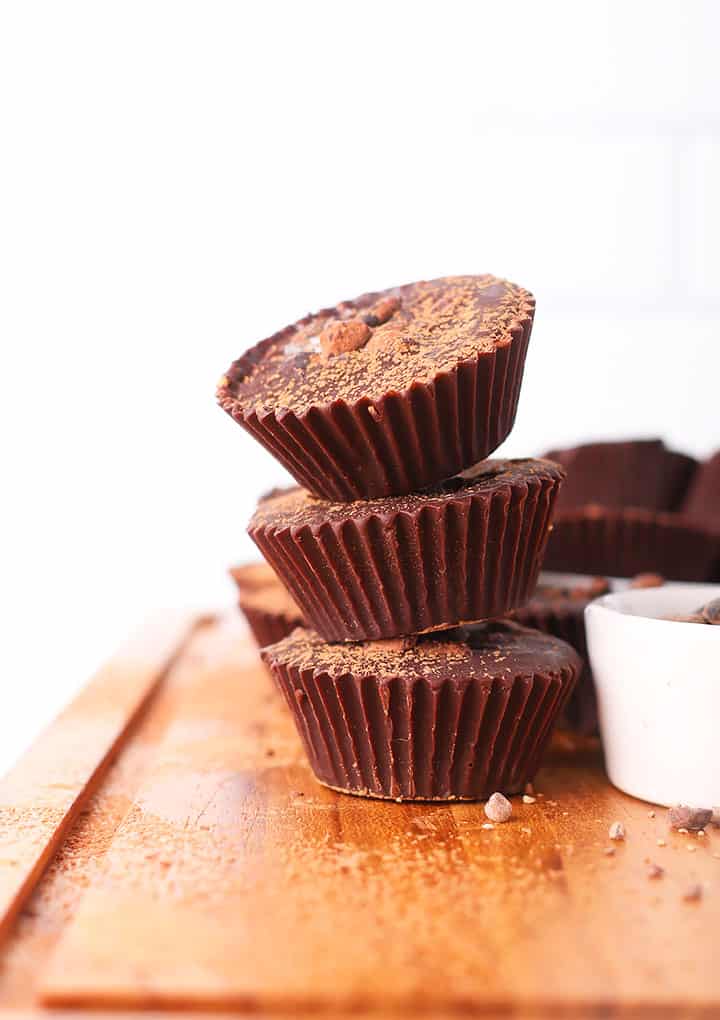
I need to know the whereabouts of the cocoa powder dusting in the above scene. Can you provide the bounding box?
[251,458,563,531]
[222,275,534,413]
[262,619,581,685]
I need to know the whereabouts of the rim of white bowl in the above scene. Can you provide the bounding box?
[586,582,720,628]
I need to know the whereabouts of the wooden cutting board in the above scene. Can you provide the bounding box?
[0,610,718,1017]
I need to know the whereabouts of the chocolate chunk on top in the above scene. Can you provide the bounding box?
[221,275,534,413]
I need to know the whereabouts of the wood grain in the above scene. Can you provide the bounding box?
[40,615,720,1015]
[0,611,198,944]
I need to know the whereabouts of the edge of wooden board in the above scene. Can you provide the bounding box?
[0,609,209,942]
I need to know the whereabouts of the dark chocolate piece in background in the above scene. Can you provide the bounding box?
[543,507,718,581]
[512,577,610,735]
[229,562,304,648]
[541,439,719,580]
[545,439,696,513]
[249,458,564,642]
[263,620,581,801]
[682,450,720,533]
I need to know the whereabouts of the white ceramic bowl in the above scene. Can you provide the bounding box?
[585,583,720,807]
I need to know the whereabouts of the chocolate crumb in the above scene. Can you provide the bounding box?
[412,817,437,833]
[701,597,720,624]
[648,811,656,818]
[586,576,612,598]
[630,573,665,589]
[362,295,401,328]
[608,821,626,841]
[668,805,713,831]
[683,883,703,902]
[647,862,664,879]
[603,847,616,857]
[485,792,513,823]
[666,598,720,624]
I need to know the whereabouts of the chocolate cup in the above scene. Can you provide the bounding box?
[263,623,580,801]
[544,508,720,581]
[249,458,564,642]
[238,601,303,649]
[544,439,697,514]
[230,561,305,648]
[218,309,533,502]
[512,602,597,735]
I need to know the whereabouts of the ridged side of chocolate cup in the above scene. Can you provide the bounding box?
[249,466,561,642]
[512,604,597,735]
[218,313,533,502]
[238,601,303,649]
[265,658,578,801]
[544,509,720,581]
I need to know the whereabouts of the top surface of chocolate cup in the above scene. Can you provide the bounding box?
[263,618,580,686]
[251,456,560,529]
[219,275,535,501]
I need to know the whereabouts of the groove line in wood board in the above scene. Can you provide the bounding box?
[0,610,206,942]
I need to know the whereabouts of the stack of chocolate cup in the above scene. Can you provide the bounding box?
[219,276,582,801]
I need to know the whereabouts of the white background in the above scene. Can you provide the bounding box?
[1,0,719,775]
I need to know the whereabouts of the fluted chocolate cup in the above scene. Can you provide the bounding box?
[543,507,719,581]
[230,562,304,648]
[262,621,581,801]
[218,275,534,502]
[249,458,564,643]
[512,576,611,735]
